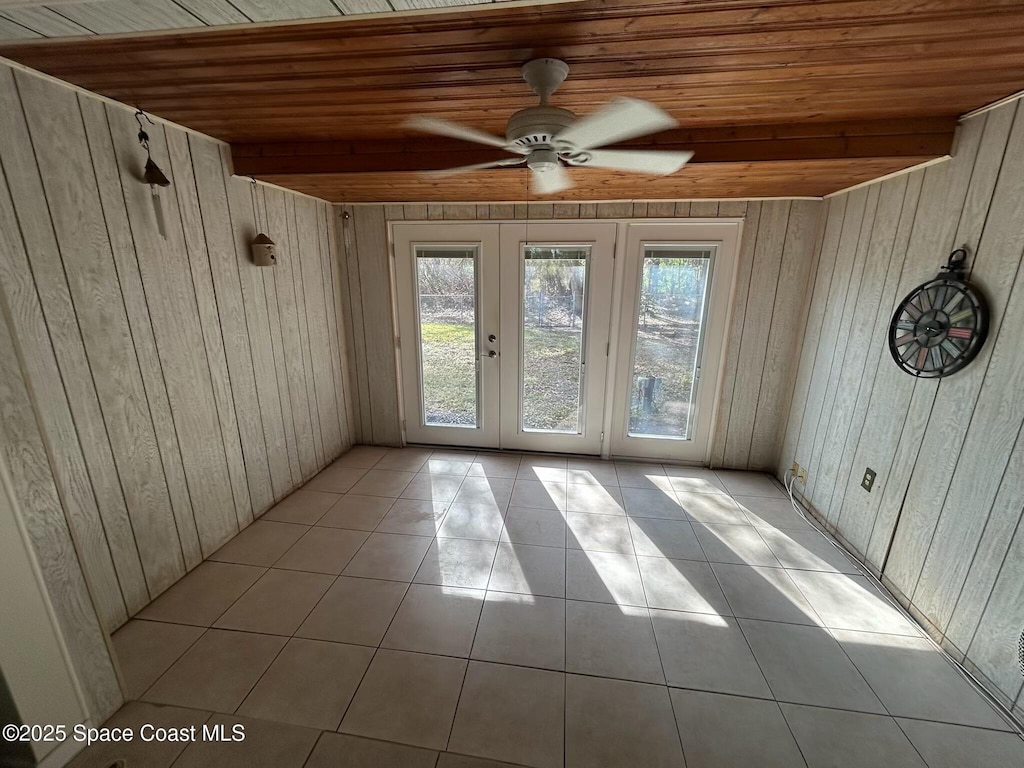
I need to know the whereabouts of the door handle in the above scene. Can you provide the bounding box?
[488,350,497,358]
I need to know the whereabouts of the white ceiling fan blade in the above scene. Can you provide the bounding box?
[531,163,571,195]
[554,98,678,151]
[406,115,524,152]
[566,148,693,176]
[426,157,526,178]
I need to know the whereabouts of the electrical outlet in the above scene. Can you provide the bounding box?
[797,467,807,484]
[791,462,800,478]
[861,468,877,492]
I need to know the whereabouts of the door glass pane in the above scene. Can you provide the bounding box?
[521,245,590,433]
[628,247,713,439]
[415,247,478,427]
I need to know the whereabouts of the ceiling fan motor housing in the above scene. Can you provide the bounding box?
[506,106,576,149]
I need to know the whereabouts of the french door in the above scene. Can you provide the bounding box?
[608,222,739,462]
[393,222,615,454]
[393,219,739,462]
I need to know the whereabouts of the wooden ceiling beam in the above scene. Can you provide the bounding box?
[254,157,931,203]
[0,0,1018,202]
[231,119,955,178]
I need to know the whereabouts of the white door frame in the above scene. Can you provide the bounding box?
[607,221,741,463]
[392,218,741,462]
[393,223,501,447]
[498,221,616,454]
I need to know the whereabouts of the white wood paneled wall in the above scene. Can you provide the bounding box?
[336,199,822,467]
[0,61,352,657]
[781,97,1024,718]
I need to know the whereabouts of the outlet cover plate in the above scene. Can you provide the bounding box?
[861,468,877,492]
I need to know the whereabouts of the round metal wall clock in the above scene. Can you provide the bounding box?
[888,249,989,378]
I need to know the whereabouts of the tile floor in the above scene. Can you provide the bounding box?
[73,446,1024,768]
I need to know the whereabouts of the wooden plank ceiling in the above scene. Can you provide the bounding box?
[2,0,1023,202]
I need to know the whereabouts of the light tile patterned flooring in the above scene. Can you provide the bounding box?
[73,446,1024,768]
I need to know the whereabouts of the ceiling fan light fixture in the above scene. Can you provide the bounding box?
[406,58,692,195]
[526,148,561,174]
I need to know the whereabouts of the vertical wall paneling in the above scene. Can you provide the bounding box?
[10,70,188,599]
[709,200,756,468]
[292,195,329,465]
[748,200,820,469]
[647,202,676,217]
[723,200,791,468]
[263,187,318,480]
[165,128,252,533]
[714,201,766,466]
[804,185,880,506]
[963,441,1024,705]
[91,107,217,580]
[717,201,749,218]
[320,202,352,451]
[802,187,872,501]
[596,202,631,219]
[0,76,140,627]
[443,203,476,220]
[403,203,428,220]
[337,205,371,445]
[315,201,345,457]
[189,136,274,518]
[350,205,403,445]
[0,302,122,723]
[223,156,294,500]
[876,113,997,594]
[690,201,720,217]
[107,106,235,561]
[774,202,831,476]
[826,172,924,557]
[0,62,351,647]
[83,93,200,602]
[295,197,346,456]
[780,98,1024,709]
[256,186,303,484]
[777,198,844,477]
[326,205,355,451]
[344,200,820,464]
[863,119,989,570]
[833,148,978,564]
[789,197,850,473]
[848,160,973,563]
[910,101,1024,630]
[823,174,916,524]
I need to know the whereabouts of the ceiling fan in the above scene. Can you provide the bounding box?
[405,58,693,195]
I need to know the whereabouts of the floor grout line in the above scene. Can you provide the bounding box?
[112,449,1023,768]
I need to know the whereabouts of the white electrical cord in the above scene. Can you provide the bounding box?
[780,471,1024,736]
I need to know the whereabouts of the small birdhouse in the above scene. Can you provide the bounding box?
[250,233,277,267]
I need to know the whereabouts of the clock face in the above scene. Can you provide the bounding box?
[888,277,988,378]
